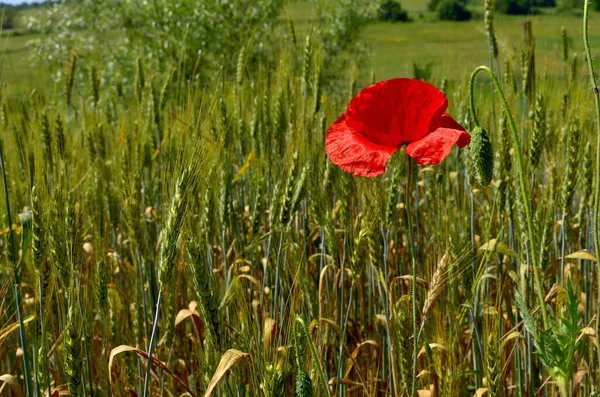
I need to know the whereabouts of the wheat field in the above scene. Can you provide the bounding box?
[1,1,600,396]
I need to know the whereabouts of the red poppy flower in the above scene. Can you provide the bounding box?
[325,78,471,177]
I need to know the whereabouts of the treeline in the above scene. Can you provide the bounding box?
[379,0,600,23]
[0,1,55,10]
[0,0,58,30]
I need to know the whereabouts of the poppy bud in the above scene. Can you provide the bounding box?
[296,370,313,397]
[469,127,494,186]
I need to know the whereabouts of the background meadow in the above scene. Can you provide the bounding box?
[0,0,600,396]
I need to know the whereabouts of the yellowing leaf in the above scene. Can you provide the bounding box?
[500,331,522,350]
[418,343,448,360]
[574,369,587,386]
[565,251,597,261]
[174,301,203,339]
[109,344,196,396]
[344,340,379,378]
[479,239,518,258]
[0,374,24,396]
[232,152,254,183]
[0,316,35,344]
[204,349,251,397]
[474,388,489,397]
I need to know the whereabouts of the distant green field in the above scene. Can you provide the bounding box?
[0,33,45,90]
[285,1,600,82]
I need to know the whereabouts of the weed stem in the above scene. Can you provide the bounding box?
[468,65,549,329]
[583,0,600,362]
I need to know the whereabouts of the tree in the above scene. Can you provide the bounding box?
[437,0,471,21]
[428,0,441,11]
[1,8,17,30]
[535,0,555,6]
[378,0,409,22]
[556,0,583,11]
[497,0,534,14]
[429,0,467,11]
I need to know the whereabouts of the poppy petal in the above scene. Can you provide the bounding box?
[404,114,471,165]
[345,78,448,147]
[325,114,398,177]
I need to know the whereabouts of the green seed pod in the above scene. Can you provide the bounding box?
[302,35,312,93]
[64,305,82,397]
[561,122,581,213]
[530,94,545,168]
[296,370,313,397]
[503,58,517,94]
[31,186,45,271]
[294,319,307,368]
[484,0,498,59]
[159,67,173,110]
[96,258,109,318]
[158,169,191,288]
[236,46,246,86]
[312,64,321,115]
[64,50,78,106]
[287,19,297,47]
[135,57,145,102]
[90,65,100,104]
[55,113,66,161]
[571,53,578,83]
[469,127,494,186]
[560,26,568,62]
[40,111,53,171]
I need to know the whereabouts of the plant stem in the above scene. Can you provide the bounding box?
[143,289,163,397]
[468,65,549,330]
[406,156,418,397]
[295,317,330,397]
[557,377,569,397]
[0,147,32,396]
[583,0,600,362]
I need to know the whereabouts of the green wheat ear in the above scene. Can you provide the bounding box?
[560,26,568,62]
[296,370,313,397]
[294,319,307,368]
[469,126,494,186]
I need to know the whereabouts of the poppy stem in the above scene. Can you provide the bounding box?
[406,155,419,397]
[583,0,600,362]
[468,65,549,330]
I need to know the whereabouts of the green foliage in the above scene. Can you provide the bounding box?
[26,0,284,78]
[516,280,585,394]
[428,0,442,12]
[539,281,584,389]
[556,0,582,12]
[413,61,434,81]
[0,7,17,30]
[317,0,377,56]
[378,0,409,22]
[315,0,376,90]
[436,0,472,21]
[497,0,535,14]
